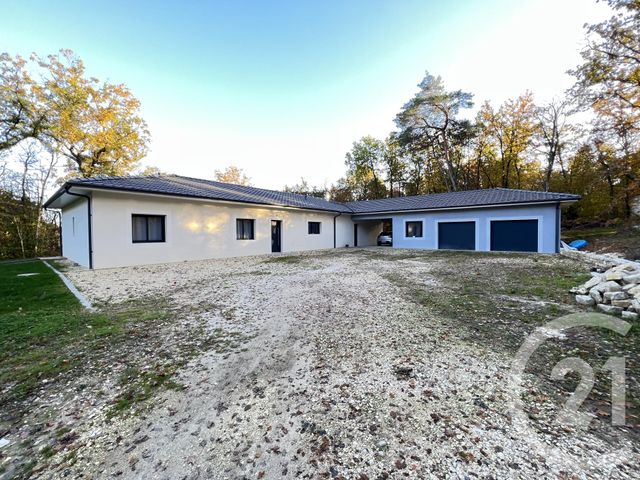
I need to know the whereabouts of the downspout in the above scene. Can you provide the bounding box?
[333,212,342,248]
[555,202,560,254]
[65,187,94,269]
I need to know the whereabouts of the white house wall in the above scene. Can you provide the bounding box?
[61,198,91,267]
[89,191,353,269]
[353,204,559,253]
[334,214,353,248]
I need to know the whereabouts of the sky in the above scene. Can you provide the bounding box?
[2,0,612,190]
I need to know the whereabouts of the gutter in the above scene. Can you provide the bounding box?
[333,212,342,248]
[64,187,94,269]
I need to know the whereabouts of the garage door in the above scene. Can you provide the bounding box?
[490,219,538,252]
[438,221,476,250]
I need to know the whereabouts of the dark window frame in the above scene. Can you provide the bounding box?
[308,221,321,235]
[132,214,166,243]
[236,218,255,240]
[405,221,423,238]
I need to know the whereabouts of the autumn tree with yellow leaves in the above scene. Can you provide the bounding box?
[0,49,150,258]
[0,49,149,178]
[214,166,252,186]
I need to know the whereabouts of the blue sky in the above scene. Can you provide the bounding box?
[2,0,611,188]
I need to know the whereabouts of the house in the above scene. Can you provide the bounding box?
[43,175,580,269]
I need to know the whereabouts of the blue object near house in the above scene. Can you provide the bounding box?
[568,239,588,250]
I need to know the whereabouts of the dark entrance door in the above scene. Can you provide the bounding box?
[353,224,358,247]
[271,220,281,253]
[438,221,476,250]
[490,219,538,252]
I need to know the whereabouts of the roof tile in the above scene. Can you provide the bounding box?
[47,175,580,213]
[65,175,352,213]
[347,188,580,214]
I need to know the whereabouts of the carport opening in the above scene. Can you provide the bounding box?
[353,219,393,247]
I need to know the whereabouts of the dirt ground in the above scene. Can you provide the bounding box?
[563,225,640,261]
[10,249,640,479]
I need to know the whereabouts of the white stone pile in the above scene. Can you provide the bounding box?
[572,263,640,321]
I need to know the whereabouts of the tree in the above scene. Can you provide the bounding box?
[0,53,49,151]
[214,165,251,185]
[0,140,60,258]
[283,178,328,198]
[382,135,407,197]
[557,144,609,222]
[571,1,640,218]
[328,177,356,203]
[477,93,538,189]
[395,72,474,192]
[38,51,150,177]
[467,122,496,189]
[344,136,387,200]
[395,154,425,196]
[535,98,576,191]
[592,110,640,218]
[139,165,163,176]
[571,0,640,114]
[0,50,150,178]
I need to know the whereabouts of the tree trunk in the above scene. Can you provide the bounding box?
[441,133,457,192]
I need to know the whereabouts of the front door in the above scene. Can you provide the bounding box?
[353,224,358,247]
[271,220,282,253]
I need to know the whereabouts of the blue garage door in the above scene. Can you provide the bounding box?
[438,222,476,250]
[490,219,538,252]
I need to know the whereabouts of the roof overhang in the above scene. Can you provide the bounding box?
[44,184,94,209]
[350,199,579,219]
[44,179,580,217]
[44,182,349,214]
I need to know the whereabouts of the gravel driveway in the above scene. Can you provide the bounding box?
[46,248,639,479]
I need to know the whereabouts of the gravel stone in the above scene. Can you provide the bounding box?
[8,249,637,480]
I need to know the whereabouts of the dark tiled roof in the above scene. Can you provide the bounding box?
[346,188,580,214]
[45,175,580,213]
[53,175,352,212]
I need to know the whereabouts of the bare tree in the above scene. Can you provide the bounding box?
[535,98,576,191]
[1,140,60,257]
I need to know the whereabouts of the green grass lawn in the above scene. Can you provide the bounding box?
[1,260,88,403]
[0,260,181,478]
[0,260,167,412]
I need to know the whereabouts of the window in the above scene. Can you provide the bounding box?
[236,219,255,240]
[308,221,321,235]
[405,221,423,238]
[132,214,165,243]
